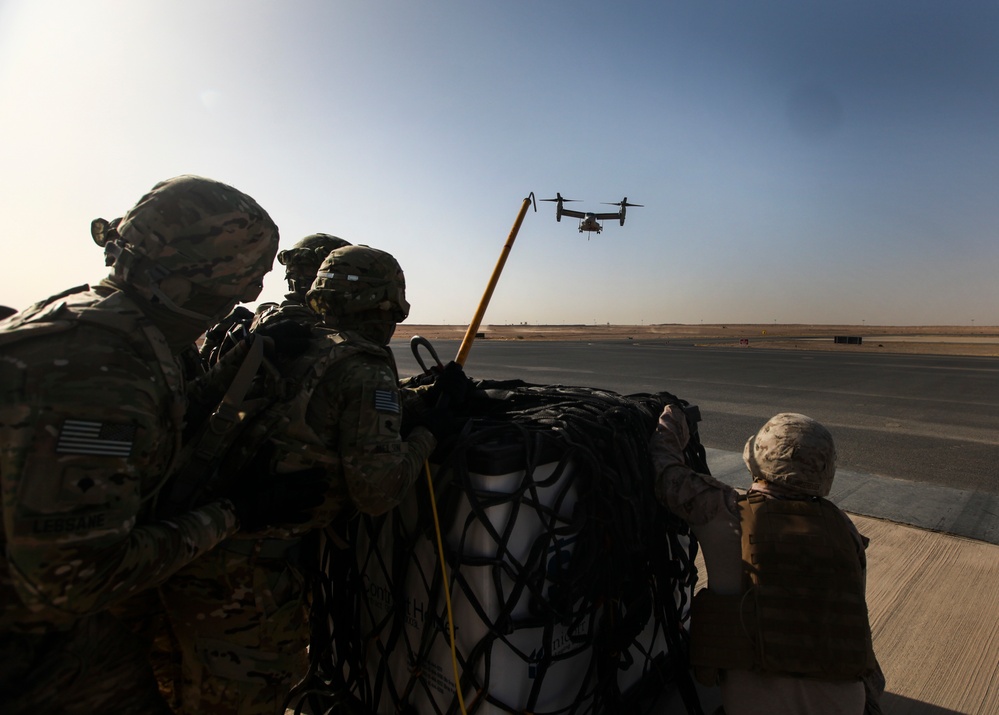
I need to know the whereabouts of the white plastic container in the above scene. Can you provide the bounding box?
[353,435,686,714]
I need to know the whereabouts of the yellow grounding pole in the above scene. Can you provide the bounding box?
[424,461,469,714]
[428,193,533,713]
[455,193,535,367]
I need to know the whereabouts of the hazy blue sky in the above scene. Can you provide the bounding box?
[2,1,997,326]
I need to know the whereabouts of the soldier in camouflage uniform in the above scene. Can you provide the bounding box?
[274,233,352,311]
[200,233,352,366]
[255,232,351,328]
[650,408,881,715]
[0,176,322,714]
[159,245,462,714]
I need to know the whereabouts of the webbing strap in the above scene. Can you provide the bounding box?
[157,337,264,518]
[196,337,265,459]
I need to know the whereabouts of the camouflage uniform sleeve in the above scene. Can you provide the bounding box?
[649,404,738,526]
[318,353,435,516]
[0,327,239,624]
[838,509,869,573]
[399,383,430,417]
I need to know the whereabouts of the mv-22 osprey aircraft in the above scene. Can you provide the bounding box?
[541,193,642,237]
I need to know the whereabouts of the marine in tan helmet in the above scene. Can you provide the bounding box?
[158,243,468,715]
[743,412,837,496]
[0,175,324,714]
[649,406,881,715]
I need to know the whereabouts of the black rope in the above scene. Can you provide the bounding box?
[298,380,704,715]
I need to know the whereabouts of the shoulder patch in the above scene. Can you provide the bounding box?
[56,419,136,457]
[373,389,400,414]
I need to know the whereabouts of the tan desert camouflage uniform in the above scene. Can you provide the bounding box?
[160,246,437,714]
[650,406,874,715]
[0,175,279,714]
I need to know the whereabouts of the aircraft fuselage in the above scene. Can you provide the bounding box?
[578,214,603,233]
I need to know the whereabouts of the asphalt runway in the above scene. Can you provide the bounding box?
[393,336,999,542]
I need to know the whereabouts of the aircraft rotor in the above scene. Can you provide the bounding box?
[540,193,580,204]
[541,193,580,222]
[601,197,643,209]
[601,197,642,226]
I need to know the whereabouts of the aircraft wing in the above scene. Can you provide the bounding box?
[559,208,587,219]
[592,211,622,220]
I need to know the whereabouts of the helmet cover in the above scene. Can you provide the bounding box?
[277,233,351,295]
[743,413,837,497]
[306,245,409,322]
[114,174,279,302]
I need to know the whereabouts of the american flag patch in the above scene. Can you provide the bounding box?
[56,419,136,457]
[373,389,400,414]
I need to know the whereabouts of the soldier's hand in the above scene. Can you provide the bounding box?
[424,361,475,408]
[204,306,255,346]
[229,467,328,532]
[657,403,691,451]
[255,319,313,361]
[202,306,255,366]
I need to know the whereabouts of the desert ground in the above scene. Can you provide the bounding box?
[401,324,999,357]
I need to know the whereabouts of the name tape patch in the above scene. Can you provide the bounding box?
[33,512,108,534]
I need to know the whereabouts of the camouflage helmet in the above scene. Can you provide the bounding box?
[743,413,837,497]
[277,233,351,296]
[109,175,279,321]
[307,245,409,322]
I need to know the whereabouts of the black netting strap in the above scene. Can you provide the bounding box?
[303,380,704,715]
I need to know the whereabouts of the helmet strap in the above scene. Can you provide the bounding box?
[286,277,310,300]
[109,278,215,352]
[112,247,232,324]
[147,278,217,323]
[333,310,397,345]
[109,243,141,282]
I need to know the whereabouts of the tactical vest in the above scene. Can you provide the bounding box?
[0,285,186,471]
[0,285,182,386]
[689,491,876,683]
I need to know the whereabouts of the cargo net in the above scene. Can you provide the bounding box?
[289,380,706,715]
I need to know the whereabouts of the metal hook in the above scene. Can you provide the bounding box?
[411,335,444,375]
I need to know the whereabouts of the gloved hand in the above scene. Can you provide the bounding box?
[255,319,313,361]
[423,361,475,408]
[203,306,255,347]
[226,445,328,531]
[202,306,255,366]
